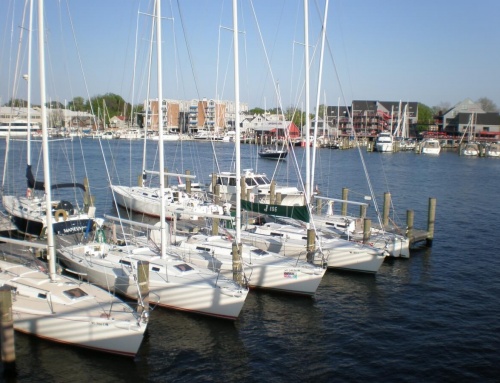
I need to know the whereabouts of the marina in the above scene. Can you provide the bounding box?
[1,138,500,381]
[1,0,499,380]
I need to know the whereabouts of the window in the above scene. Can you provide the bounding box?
[64,288,88,299]
[174,263,194,272]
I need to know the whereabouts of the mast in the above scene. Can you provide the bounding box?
[311,0,329,198]
[155,0,167,258]
[304,0,310,207]
[142,9,155,177]
[233,0,241,246]
[38,0,57,281]
[26,0,33,165]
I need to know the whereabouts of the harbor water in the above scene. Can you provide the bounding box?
[1,138,500,382]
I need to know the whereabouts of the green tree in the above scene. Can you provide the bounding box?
[89,93,132,124]
[68,96,86,111]
[476,97,499,112]
[248,107,265,115]
[417,103,434,132]
[4,98,27,107]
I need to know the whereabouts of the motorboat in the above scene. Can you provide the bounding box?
[209,169,306,206]
[420,138,441,155]
[375,131,394,152]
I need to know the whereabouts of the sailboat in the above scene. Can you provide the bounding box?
[258,142,288,160]
[459,113,479,156]
[2,5,94,238]
[110,29,221,222]
[0,0,147,357]
[226,0,387,272]
[57,0,248,320]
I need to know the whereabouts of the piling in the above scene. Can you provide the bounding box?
[316,198,323,215]
[276,192,282,205]
[306,229,315,263]
[232,242,243,285]
[406,210,414,240]
[240,177,246,202]
[270,181,276,205]
[359,204,367,218]
[212,217,219,236]
[83,177,95,213]
[211,173,217,194]
[0,286,16,373]
[185,170,191,194]
[426,198,436,246]
[341,188,348,216]
[382,192,391,227]
[214,185,221,205]
[363,219,371,244]
[136,261,150,314]
[137,173,143,187]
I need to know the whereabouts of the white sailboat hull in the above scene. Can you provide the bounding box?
[58,242,248,320]
[176,234,325,295]
[237,223,386,273]
[111,185,223,220]
[0,260,146,357]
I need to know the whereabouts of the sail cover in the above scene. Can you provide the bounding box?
[26,165,86,191]
[241,199,310,223]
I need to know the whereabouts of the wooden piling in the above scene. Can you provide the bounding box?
[0,286,16,371]
[270,181,276,205]
[212,217,219,236]
[232,242,243,285]
[211,173,217,194]
[138,173,143,187]
[214,184,220,205]
[276,192,282,205]
[185,170,191,194]
[240,177,246,202]
[341,188,348,216]
[363,219,371,244]
[406,210,414,240]
[359,204,367,218]
[306,229,315,263]
[382,192,391,227]
[136,261,150,314]
[426,198,436,246]
[316,198,323,215]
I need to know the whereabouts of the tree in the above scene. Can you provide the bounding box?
[46,101,64,109]
[432,102,451,116]
[476,97,499,113]
[417,103,434,132]
[247,107,265,115]
[3,98,27,107]
[68,96,86,111]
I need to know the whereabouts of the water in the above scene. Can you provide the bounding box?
[2,139,500,382]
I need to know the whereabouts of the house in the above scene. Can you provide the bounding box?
[109,115,127,129]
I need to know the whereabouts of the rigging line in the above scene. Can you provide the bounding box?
[97,137,132,249]
[62,0,98,188]
[248,0,306,190]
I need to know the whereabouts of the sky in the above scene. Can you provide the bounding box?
[1,0,500,113]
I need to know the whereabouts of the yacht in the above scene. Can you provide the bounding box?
[420,138,441,155]
[375,131,394,152]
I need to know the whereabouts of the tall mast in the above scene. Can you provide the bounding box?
[304,0,310,207]
[155,0,167,258]
[38,0,56,281]
[26,0,34,165]
[233,0,241,245]
[311,0,329,199]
